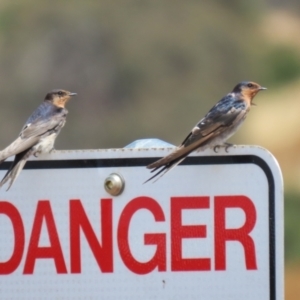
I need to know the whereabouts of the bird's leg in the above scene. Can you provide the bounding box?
[213,143,234,153]
[213,145,221,153]
[224,142,234,153]
[33,149,42,157]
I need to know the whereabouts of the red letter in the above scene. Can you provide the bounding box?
[171,197,210,271]
[70,199,113,273]
[23,201,67,274]
[214,195,257,270]
[118,197,166,274]
[0,202,24,274]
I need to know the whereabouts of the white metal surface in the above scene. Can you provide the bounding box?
[0,145,283,300]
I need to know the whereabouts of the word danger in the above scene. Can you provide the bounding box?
[0,196,257,275]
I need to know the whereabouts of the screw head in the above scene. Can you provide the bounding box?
[104,173,125,196]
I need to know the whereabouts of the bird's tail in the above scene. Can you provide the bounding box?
[0,148,33,191]
[144,143,199,183]
[144,156,185,183]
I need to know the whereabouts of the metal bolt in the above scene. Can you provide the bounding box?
[104,173,125,196]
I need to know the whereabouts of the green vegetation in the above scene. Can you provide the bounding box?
[285,191,300,262]
[0,0,270,148]
[264,46,300,86]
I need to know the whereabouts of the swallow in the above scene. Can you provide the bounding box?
[0,89,76,190]
[145,81,266,183]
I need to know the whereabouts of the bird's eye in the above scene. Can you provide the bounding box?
[247,83,253,88]
[57,91,63,96]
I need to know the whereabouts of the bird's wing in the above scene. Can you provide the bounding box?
[20,105,67,139]
[20,112,66,139]
[0,136,41,162]
[0,106,67,162]
[182,99,247,147]
[147,98,247,169]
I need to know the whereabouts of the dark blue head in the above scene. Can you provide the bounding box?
[44,89,77,108]
[232,81,266,95]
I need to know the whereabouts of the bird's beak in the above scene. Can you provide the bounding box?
[259,86,267,91]
[69,92,77,96]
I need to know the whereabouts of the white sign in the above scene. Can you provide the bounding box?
[0,145,283,300]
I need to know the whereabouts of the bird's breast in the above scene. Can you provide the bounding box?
[215,114,247,144]
[36,133,58,153]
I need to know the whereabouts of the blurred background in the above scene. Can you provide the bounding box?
[0,0,299,298]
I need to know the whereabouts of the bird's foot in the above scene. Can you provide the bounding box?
[213,143,234,153]
[50,148,55,153]
[213,145,220,153]
[224,142,234,152]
